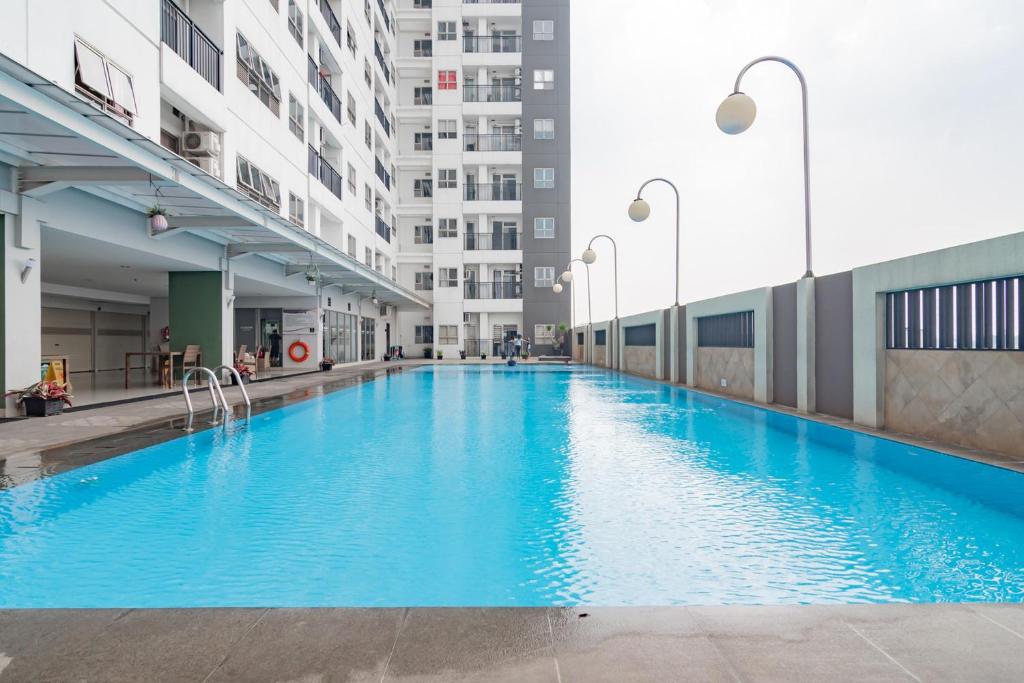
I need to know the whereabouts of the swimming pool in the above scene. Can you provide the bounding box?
[2,365,1023,607]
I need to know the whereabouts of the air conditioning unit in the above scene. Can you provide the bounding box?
[380,304,392,317]
[514,118,522,134]
[183,131,220,156]
[514,67,522,77]
[190,155,221,177]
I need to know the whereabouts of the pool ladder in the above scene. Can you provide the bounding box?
[181,366,251,432]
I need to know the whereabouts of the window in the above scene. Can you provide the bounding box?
[438,218,457,238]
[236,156,281,210]
[533,20,554,41]
[346,23,357,56]
[73,39,138,123]
[414,223,433,244]
[437,21,456,40]
[364,120,372,148]
[364,59,372,87]
[347,163,357,195]
[236,33,281,114]
[414,39,432,57]
[288,95,304,140]
[438,70,457,90]
[534,167,555,189]
[415,324,433,343]
[348,235,357,257]
[364,0,371,23]
[534,267,555,288]
[439,325,458,345]
[414,272,434,291]
[288,0,304,46]
[438,169,457,189]
[365,184,373,211]
[160,129,180,154]
[534,217,555,239]
[414,0,432,7]
[288,192,305,226]
[535,324,555,346]
[346,92,356,125]
[414,131,433,151]
[414,86,432,106]
[437,119,457,139]
[534,118,554,140]
[439,268,458,288]
[364,247,373,267]
[414,178,433,197]
[533,69,554,91]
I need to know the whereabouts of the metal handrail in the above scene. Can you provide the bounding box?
[181,367,229,432]
[212,365,252,412]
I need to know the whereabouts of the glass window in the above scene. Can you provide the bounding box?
[533,118,554,139]
[534,167,555,189]
[438,169,457,189]
[414,179,433,197]
[415,325,434,343]
[414,272,433,290]
[438,218,457,238]
[533,69,554,90]
[534,266,555,288]
[288,192,304,226]
[534,217,555,239]
[437,119,457,139]
[533,20,554,41]
[438,70,457,90]
[439,325,458,344]
[439,268,458,287]
[437,21,456,40]
[535,324,555,345]
[365,184,373,211]
[288,95,304,140]
[415,223,433,244]
[347,235,357,257]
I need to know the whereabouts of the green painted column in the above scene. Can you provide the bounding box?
[0,214,6,398]
[168,271,231,374]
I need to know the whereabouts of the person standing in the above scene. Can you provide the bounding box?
[514,334,523,358]
[268,325,283,366]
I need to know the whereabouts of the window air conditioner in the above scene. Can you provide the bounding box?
[183,131,220,156]
[191,156,221,177]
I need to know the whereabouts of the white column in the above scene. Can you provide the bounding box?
[796,276,816,413]
[669,305,680,383]
[2,197,43,417]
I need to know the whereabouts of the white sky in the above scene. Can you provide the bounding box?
[569,0,1024,321]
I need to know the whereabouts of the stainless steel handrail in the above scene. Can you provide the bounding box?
[182,367,228,432]
[212,364,252,416]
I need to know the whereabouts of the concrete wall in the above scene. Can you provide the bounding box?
[885,349,1024,457]
[623,346,657,379]
[618,309,664,379]
[772,283,797,408]
[695,347,755,400]
[815,271,854,419]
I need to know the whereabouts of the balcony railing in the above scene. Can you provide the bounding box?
[463,84,521,103]
[374,42,392,84]
[161,0,222,91]
[375,158,392,189]
[308,145,343,199]
[376,0,391,31]
[375,215,392,242]
[464,133,521,152]
[463,35,522,53]
[374,99,391,136]
[319,0,342,46]
[308,56,342,122]
[464,182,521,201]
[464,281,523,300]
[464,231,521,250]
[463,0,520,4]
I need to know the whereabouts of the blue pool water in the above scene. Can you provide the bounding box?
[2,365,1024,607]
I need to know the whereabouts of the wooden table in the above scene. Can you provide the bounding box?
[124,351,188,389]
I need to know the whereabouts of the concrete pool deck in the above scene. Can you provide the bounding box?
[2,605,1024,681]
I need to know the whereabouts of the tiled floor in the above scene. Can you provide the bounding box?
[1,605,1023,682]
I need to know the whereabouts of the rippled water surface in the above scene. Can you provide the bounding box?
[2,365,1024,607]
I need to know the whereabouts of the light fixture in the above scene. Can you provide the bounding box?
[581,248,597,265]
[715,92,757,134]
[560,270,573,283]
[20,257,37,283]
[372,295,379,305]
[226,295,236,309]
[552,282,563,294]
[627,198,651,222]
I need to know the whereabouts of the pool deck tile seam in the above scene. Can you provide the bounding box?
[843,622,922,682]
[199,608,269,683]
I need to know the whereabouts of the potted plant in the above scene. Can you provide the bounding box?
[147,206,168,233]
[480,352,487,360]
[320,357,335,371]
[232,362,253,384]
[423,346,432,359]
[5,381,73,416]
[459,349,467,360]
[436,350,443,360]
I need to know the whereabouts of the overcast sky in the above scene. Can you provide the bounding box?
[569,0,1024,321]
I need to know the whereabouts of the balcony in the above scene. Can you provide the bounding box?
[375,157,392,189]
[464,182,521,201]
[319,0,342,47]
[374,42,392,84]
[308,56,342,123]
[375,215,392,242]
[464,281,523,300]
[463,84,521,103]
[160,0,222,91]
[464,133,521,152]
[376,0,391,31]
[464,231,521,250]
[463,35,521,53]
[308,145,343,199]
[374,99,391,136]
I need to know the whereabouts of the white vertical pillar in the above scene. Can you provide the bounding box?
[796,276,816,413]
[2,197,43,417]
[669,305,680,383]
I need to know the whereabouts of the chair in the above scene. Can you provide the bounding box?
[158,342,172,389]
[182,345,201,386]
[236,344,247,362]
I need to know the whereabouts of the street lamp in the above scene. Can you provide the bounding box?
[554,258,591,360]
[717,55,813,278]
[583,235,620,369]
[628,178,680,306]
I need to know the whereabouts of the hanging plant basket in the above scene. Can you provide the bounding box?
[147,206,169,234]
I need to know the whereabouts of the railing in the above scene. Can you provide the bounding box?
[376,0,391,31]
[374,42,392,84]
[308,145,343,199]
[374,99,391,136]
[463,35,522,53]
[319,0,342,46]
[697,311,755,348]
[375,215,392,242]
[161,0,222,91]
[374,157,391,189]
[463,0,521,4]
[463,84,521,103]
[464,133,521,152]
[464,231,520,250]
[464,338,491,357]
[464,281,523,300]
[307,56,342,122]
[464,182,521,201]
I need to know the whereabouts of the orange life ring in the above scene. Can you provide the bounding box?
[288,340,310,363]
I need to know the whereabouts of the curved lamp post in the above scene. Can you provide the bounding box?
[553,258,591,360]
[717,55,813,278]
[628,178,680,306]
[582,235,619,368]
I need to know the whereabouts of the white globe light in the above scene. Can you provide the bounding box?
[552,282,563,294]
[581,248,597,265]
[628,198,650,222]
[716,92,757,134]
[560,270,574,283]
